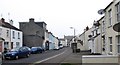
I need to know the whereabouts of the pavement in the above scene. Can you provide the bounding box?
[61,50,120,65]
[60,49,91,65]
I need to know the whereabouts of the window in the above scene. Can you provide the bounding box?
[95,30,97,36]
[92,31,94,37]
[116,2,120,22]
[13,31,15,39]
[103,36,105,51]
[109,37,112,52]
[16,42,20,48]
[117,36,120,53]
[108,9,112,26]
[6,30,9,37]
[4,42,9,49]
[18,32,20,39]
[102,21,105,32]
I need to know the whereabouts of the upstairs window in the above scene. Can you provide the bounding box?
[13,31,15,39]
[102,21,105,32]
[108,9,112,26]
[18,32,20,39]
[116,2,120,22]
[6,30,9,37]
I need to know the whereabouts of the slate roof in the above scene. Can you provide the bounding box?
[0,18,21,31]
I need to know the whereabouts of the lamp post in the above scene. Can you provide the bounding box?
[70,27,75,42]
[70,27,77,53]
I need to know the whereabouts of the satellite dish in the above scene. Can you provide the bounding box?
[113,22,120,32]
[98,9,105,15]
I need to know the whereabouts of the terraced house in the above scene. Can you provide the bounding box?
[0,18,23,52]
[75,0,120,55]
[103,0,120,55]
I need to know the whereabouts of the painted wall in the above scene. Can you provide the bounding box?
[10,29,23,49]
[49,33,54,50]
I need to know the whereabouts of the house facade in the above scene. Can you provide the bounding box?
[64,36,74,47]
[0,18,22,52]
[75,0,120,55]
[59,38,65,48]
[54,37,59,49]
[19,18,46,47]
[89,20,102,54]
[103,0,120,55]
[44,30,49,50]
[76,27,92,51]
[48,32,54,50]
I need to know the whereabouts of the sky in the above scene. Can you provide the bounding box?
[0,0,113,38]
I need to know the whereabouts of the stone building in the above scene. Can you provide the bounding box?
[19,18,46,47]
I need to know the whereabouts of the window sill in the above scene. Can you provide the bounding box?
[108,25,112,28]
[108,52,113,55]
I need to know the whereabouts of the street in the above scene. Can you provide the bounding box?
[2,47,119,65]
[2,47,81,65]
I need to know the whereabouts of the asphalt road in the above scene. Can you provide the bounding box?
[2,47,73,65]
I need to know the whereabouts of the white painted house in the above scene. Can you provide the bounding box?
[0,18,23,52]
[54,37,59,49]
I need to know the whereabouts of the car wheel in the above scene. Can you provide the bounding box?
[26,54,30,57]
[15,56,19,60]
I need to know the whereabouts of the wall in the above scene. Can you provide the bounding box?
[82,55,118,63]
[104,0,119,55]
[20,20,45,47]
[10,29,23,49]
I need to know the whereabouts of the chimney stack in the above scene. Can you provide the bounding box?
[1,18,5,22]
[9,20,13,25]
[29,18,34,22]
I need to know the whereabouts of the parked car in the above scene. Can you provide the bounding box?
[59,45,63,49]
[4,46,31,60]
[54,47,59,50]
[31,47,42,54]
[38,47,45,52]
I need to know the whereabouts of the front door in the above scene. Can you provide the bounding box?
[11,42,13,49]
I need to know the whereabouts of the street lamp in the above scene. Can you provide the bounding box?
[70,27,77,53]
[70,27,75,42]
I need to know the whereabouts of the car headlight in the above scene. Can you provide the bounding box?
[11,54,15,55]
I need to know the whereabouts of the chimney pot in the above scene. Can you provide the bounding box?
[1,18,5,22]
[29,18,34,22]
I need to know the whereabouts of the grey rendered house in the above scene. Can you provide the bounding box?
[19,18,46,47]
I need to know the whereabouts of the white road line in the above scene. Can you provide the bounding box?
[31,50,66,64]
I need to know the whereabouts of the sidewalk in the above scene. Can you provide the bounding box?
[61,51,119,65]
[61,50,91,63]
[62,53,82,63]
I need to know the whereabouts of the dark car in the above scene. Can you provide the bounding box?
[38,47,45,52]
[31,47,42,54]
[4,46,31,60]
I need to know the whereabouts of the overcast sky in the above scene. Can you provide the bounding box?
[0,0,113,38]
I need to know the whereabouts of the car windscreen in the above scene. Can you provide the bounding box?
[10,48,19,52]
[31,47,37,50]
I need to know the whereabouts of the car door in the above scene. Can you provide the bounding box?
[18,48,24,57]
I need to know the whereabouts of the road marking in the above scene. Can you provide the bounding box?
[30,50,66,65]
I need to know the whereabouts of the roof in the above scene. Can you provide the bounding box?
[104,1,114,11]
[0,18,21,31]
[19,19,47,29]
[59,38,65,41]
